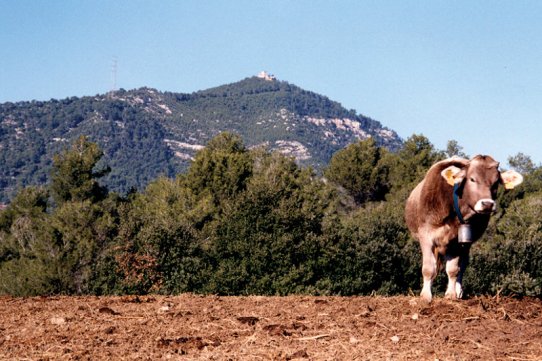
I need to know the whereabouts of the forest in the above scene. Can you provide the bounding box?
[0,77,401,203]
[0,133,540,298]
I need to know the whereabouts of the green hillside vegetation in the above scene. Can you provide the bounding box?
[1,134,540,298]
[0,76,400,203]
[0,94,175,202]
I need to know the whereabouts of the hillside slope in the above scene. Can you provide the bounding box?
[0,74,401,202]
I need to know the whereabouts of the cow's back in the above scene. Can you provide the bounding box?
[405,180,424,237]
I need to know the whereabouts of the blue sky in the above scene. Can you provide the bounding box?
[1,1,541,165]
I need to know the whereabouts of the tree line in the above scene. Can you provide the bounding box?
[0,133,540,297]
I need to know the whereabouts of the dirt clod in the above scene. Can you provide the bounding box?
[287,349,309,359]
[237,316,260,325]
[98,306,120,315]
[50,316,66,325]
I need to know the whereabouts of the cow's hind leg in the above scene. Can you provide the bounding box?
[420,243,437,303]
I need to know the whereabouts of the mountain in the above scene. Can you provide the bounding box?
[0,73,402,202]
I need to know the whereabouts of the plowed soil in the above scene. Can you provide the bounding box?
[1,294,541,360]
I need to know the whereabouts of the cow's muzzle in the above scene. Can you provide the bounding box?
[474,199,497,214]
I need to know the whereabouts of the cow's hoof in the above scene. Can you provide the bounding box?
[420,291,432,304]
[444,290,458,300]
[455,283,464,299]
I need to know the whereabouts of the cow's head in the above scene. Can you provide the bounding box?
[440,155,523,220]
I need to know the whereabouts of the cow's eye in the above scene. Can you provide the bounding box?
[470,177,476,183]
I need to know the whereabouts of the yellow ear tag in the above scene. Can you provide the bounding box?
[441,168,457,186]
[502,170,524,190]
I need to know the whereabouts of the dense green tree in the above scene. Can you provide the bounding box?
[491,153,542,211]
[508,152,536,174]
[324,138,390,205]
[384,134,443,199]
[445,139,468,158]
[49,194,120,294]
[522,167,542,196]
[115,177,210,294]
[319,198,418,296]
[0,187,56,295]
[50,135,109,204]
[185,132,253,204]
[204,151,336,295]
[0,138,120,296]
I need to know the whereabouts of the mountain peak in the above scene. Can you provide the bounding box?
[0,76,402,202]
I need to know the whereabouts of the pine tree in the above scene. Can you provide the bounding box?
[50,135,109,205]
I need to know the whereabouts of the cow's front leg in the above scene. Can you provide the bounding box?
[445,254,460,299]
[420,243,437,303]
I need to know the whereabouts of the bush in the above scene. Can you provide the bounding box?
[203,152,334,295]
[1,132,541,298]
[322,200,419,295]
[465,193,542,297]
[114,177,210,294]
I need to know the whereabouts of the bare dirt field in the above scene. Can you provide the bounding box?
[0,294,541,360]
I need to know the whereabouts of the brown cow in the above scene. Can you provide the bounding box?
[405,155,523,302]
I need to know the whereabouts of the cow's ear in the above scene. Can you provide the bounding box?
[501,170,523,190]
[441,165,463,186]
